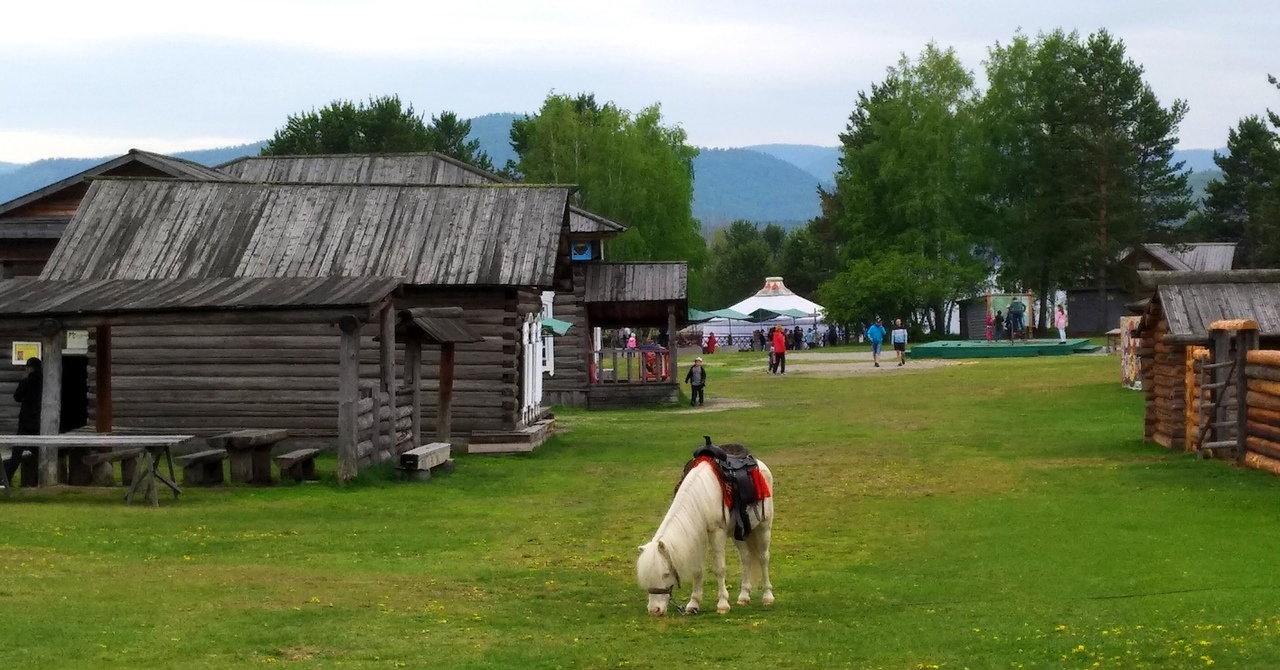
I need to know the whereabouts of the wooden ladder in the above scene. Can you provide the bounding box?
[1194,357,1239,457]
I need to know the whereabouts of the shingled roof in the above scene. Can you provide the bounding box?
[1139,270,1280,342]
[0,149,230,216]
[218,152,626,236]
[584,262,688,303]
[41,178,572,288]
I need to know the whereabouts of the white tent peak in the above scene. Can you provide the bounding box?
[726,277,825,319]
[755,276,795,297]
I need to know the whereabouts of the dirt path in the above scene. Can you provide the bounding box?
[671,397,762,414]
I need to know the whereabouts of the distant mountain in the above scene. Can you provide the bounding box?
[1189,169,1222,204]
[466,112,521,169]
[692,148,821,226]
[0,142,265,204]
[1174,148,1224,173]
[744,144,840,185]
[0,162,21,176]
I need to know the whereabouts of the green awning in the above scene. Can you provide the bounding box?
[710,308,751,320]
[774,308,812,318]
[542,317,573,336]
[687,308,716,323]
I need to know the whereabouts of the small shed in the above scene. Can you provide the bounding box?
[579,262,689,409]
[1136,270,1280,450]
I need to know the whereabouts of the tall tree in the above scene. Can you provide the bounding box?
[700,221,776,308]
[261,95,494,169]
[1186,116,1280,267]
[1072,31,1192,326]
[824,44,989,332]
[510,93,705,272]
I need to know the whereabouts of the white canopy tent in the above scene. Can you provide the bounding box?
[700,277,826,346]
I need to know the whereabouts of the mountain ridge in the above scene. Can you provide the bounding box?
[0,119,1228,227]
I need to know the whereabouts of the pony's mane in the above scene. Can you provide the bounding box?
[638,461,723,588]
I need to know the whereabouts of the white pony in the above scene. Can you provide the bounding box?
[636,454,774,615]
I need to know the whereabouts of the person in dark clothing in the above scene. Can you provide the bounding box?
[684,356,707,406]
[7,357,42,485]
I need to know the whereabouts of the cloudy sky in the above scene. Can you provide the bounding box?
[1,0,1275,163]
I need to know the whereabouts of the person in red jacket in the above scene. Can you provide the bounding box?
[771,326,788,375]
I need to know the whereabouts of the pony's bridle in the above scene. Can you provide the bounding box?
[647,544,681,595]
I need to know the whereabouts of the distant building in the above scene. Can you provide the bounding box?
[1066,243,1237,335]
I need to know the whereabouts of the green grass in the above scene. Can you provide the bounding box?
[5,352,1280,668]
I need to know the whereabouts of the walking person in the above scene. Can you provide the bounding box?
[772,326,788,375]
[866,317,886,367]
[6,357,42,487]
[1054,305,1068,344]
[684,356,707,406]
[891,318,908,367]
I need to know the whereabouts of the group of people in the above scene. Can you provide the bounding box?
[986,300,1069,344]
[863,317,909,367]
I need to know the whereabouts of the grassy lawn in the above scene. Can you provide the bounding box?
[6,351,1280,669]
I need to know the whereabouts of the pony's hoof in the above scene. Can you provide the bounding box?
[762,595,775,606]
[683,606,699,616]
[717,603,731,614]
[737,596,750,606]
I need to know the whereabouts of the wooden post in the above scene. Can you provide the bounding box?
[438,343,455,443]
[337,316,361,483]
[1238,328,1259,464]
[39,320,64,487]
[405,337,423,450]
[379,302,396,457]
[1212,330,1231,452]
[668,304,678,386]
[95,325,113,433]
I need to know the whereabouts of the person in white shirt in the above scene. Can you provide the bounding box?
[891,319,908,367]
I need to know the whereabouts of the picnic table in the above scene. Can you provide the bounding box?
[0,434,195,507]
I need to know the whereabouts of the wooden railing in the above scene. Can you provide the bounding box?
[592,348,672,384]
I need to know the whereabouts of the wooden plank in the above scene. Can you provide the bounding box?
[438,343,455,442]
[378,300,396,459]
[0,434,194,447]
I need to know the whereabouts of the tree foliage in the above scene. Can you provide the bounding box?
[261,96,493,169]
[1186,98,1280,267]
[822,43,989,332]
[509,93,705,274]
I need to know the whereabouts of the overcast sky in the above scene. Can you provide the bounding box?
[1,0,1275,163]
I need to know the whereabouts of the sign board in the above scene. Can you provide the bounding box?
[65,330,89,356]
[11,341,41,366]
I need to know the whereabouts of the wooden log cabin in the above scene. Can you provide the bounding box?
[0,275,480,481]
[1136,270,1280,450]
[0,150,235,436]
[29,177,573,452]
[218,153,689,408]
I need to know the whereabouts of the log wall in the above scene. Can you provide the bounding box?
[545,264,590,407]
[1243,350,1280,474]
[82,287,535,444]
[1141,305,1187,450]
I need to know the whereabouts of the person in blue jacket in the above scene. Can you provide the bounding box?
[865,317,886,368]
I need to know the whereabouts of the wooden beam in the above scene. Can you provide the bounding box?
[438,343,455,443]
[668,303,678,384]
[379,301,396,457]
[337,316,361,483]
[406,337,423,450]
[95,326,112,433]
[39,320,64,486]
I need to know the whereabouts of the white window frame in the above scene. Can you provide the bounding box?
[541,291,556,377]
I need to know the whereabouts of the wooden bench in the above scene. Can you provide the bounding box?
[397,442,454,481]
[207,429,289,485]
[81,447,146,486]
[174,449,228,486]
[274,448,320,483]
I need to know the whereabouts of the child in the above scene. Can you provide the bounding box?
[891,318,908,367]
[685,356,707,406]
[1055,305,1068,343]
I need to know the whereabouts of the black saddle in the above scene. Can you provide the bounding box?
[680,436,765,541]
